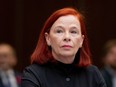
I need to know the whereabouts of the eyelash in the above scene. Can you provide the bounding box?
[71,31,77,34]
[56,29,78,34]
[56,29,63,33]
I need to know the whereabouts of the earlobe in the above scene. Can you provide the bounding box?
[45,32,51,46]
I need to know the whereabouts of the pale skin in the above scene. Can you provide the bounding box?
[45,15,84,64]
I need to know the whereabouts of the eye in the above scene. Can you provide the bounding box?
[56,29,63,33]
[71,31,77,34]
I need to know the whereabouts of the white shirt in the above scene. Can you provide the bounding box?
[0,69,18,87]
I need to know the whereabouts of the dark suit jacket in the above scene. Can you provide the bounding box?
[22,63,106,87]
[0,71,22,87]
[101,67,112,87]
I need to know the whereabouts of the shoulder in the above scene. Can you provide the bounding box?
[86,65,103,77]
[23,63,46,79]
[85,65,106,86]
[22,63,45,86]
[86,65,100,72]
[101,67,112,80]
[25,63,45,72]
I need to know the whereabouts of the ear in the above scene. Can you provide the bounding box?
[80,35,84,48]
[45,32,51,46]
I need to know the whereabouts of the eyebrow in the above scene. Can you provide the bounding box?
[54,26,64,29]
[70,26,80,30]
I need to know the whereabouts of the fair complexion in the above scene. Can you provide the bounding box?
[45,15,84,64]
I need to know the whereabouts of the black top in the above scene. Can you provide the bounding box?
[22,62,106,87]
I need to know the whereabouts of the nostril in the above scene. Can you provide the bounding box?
[64,38,71,41]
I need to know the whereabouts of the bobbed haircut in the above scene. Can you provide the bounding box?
[31,7,91,67]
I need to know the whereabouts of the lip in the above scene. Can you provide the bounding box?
[62,45,72,48]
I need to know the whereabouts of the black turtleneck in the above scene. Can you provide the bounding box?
[22,62,106,87]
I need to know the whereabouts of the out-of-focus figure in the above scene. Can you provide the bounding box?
[101,39,116,87]
[0,43,21,87]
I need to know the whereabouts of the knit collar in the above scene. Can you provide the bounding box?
[44,61,83,76]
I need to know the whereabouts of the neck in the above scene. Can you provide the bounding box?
[53,55,75,64]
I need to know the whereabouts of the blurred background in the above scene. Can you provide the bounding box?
[0,0,116,72]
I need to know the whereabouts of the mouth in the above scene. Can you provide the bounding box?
[62,45,72,48]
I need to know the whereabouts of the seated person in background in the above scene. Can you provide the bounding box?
[0,43,21,87]
[101,39,116,87]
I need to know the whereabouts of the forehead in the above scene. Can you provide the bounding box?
[53,15,80,25]
[0,45,12,53]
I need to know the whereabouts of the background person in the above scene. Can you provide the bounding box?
[0,43,22,87]
[101,39,116,87]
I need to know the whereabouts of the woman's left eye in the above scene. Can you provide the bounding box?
[71,31,77,34]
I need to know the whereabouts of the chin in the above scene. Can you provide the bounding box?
[60,51,75,56]
[61,54,74,57]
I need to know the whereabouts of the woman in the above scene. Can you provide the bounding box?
[22,7,106,87]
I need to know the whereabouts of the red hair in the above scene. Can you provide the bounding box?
[31,7,91,67]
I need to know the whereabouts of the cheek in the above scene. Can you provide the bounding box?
[73,37,81,46]
[50,36,62,47]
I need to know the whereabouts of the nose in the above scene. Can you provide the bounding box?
[63,32,71,42]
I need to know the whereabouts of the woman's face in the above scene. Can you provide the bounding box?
[45,15,84,64]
